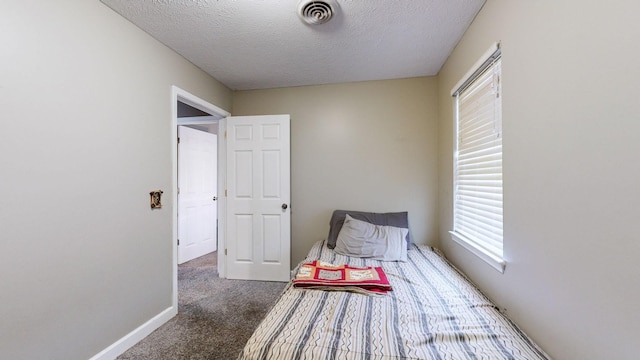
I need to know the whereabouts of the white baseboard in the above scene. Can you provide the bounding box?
[89,306,177,360]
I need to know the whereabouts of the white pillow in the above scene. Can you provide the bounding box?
[334,214,408,262]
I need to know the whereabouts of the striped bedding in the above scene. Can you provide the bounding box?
[239,240,550,360]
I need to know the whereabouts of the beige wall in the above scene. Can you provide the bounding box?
[438,1,640,359]
[7,0,638,358]
[233,78,439,265]
[0,1,231,359]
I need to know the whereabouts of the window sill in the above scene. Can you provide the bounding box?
[449,231,506,273]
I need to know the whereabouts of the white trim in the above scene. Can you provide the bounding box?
[451,42,501,96]
[177,115,218,125]
[449,231,506,273]
[171,85,230,307]
[217,118,227,278]
[89,307,176,360]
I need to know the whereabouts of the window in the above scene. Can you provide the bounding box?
[450,44,505,273]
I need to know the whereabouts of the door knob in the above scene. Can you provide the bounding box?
[213,196,218,201]
[282,203,288,210]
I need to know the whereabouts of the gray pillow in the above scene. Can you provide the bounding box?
[327,210,410,249]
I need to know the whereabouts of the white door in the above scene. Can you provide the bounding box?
[226,115,291,281]
[178,126,218,264]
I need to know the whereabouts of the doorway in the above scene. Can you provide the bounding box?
[171,86,230,311]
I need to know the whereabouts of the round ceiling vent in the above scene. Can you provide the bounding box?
[297,0,337,25]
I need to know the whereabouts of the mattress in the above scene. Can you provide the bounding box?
[239,240,550,359]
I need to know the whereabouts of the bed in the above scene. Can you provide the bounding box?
[239,211,550,360]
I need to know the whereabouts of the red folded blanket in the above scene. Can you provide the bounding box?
[293,260,392,295]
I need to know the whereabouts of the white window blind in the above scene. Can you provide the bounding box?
[451,47,504,271]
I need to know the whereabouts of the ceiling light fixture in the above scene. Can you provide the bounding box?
[297,0,338,25]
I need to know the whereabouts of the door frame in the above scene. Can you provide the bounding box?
[171,86,229,310]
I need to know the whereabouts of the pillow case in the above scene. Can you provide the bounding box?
[327,210,411,249]
[334,215,408,262]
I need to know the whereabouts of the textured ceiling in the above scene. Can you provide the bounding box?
[100,0,486,90]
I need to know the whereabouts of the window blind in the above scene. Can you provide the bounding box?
[453,54,503,260]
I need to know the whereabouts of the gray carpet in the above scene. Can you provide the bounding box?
[117,252,287,360]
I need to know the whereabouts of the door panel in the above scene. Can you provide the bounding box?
[263,215,281,262]
[226,115,291,281]
[235,151,253,197]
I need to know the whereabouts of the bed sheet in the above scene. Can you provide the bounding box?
[239,240,549,360]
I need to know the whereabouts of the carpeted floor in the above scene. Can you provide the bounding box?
[117,252,287,360]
